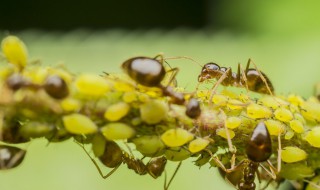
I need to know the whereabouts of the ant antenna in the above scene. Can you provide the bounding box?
[164,56,203,68]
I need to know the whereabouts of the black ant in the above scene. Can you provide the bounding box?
[0,145,26,169]
[213,122,279,190]
[76,140,179,190]
[197,59,274,96]
[5,73,69,99]
[121,54,201,119]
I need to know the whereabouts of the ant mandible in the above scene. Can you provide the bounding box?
[122,54,201,119]
[198,59,274,96]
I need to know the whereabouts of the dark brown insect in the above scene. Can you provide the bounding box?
[0,145,26,170]
[198,59,274,95]
[122,55,201,118]
[43,75,69,99]
[216,122,274,190]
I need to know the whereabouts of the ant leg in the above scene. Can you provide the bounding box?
[74,140,121,179]
[303,179,320,189]
[154,53,164,63]
[246,59,274,96]
[164,161,182,190]
[220,109,236,154]
[208,67,230,106]
[7,149,26,169]
[238,63,250,94]
[164,67,179,88]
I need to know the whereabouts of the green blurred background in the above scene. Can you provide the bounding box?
[1,0,320,190]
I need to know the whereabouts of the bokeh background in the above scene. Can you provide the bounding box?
[1,0,320,190]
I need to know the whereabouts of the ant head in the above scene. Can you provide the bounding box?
[198,62,221,82]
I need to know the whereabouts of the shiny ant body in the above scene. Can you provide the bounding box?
[0,145,26,169]
[198,59,274,95]
[122,55,201,119]
[214,122,277,190]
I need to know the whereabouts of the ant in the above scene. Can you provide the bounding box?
[212,122,279,190]
[121,54,201,119]
[0,145,26,170]
[76,140,179,190]
[5,73,69,99]
[197,59,274,97]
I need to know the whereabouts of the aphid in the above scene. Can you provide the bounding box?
[198,59,274,95]
[0,145,26,169]
[121,55,201,119]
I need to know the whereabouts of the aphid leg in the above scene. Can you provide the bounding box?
[164,161,182,190]
[303,179,320,189]
[246,59,274,96]
[208,67,231,106]
[74,140,120,179]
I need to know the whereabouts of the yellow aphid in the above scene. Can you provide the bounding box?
[281,146,307,163]
[122,91,138,103]
[227,99,245,110]
[196,90,209,101]
[225,117,242,129]
[161,128,194,147]
[188,138,210,153]
[212,94,228,106]
[140,99,168,124]
[164,147,191,161]
[221,89,237,99]
[264,119,285,136]
[289,120,304,133]
[132,135,165,157]
[305,127,320,148]
[294,113,306,125]
[287,94,305,106]
[63,113,98,135]
[300,101,320,123]
[1,35,28,69]
[75,74,111,97]
[23,67,48,84]
[246,103,272,119]
[274,107,293,122]
[114,81,135,92]
[238,93,250,102]
[216,128,235,139]
[258,96,288,109]
[91,133,106,157]
[285,130,295,140]
[100,122,135,140]
[60,98,82,112]
[104,102,130,121]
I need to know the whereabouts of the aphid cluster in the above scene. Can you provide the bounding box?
[1,35,320,190]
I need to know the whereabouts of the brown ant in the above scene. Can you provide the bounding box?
[76,140,180,190]
[122,54,201,119]
[0,145,26,169]
[197,59,274,96]
[213,122,279,190]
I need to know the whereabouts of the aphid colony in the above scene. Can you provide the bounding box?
[1,35,320,190]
